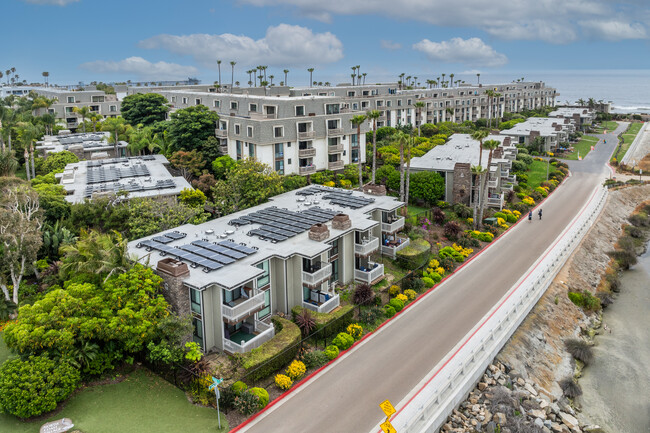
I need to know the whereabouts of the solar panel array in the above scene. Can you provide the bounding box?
[321,191,375,209]
[86,156,156,168]
[136,233,257,273]
[83,179,176,198]
[228,205,338,243]
[86,165,150,184]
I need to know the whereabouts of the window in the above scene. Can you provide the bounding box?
[89,105,99,112]
[182,97,188,104]
[376,100,383,107]
[256,261,270,288]
[327,119,338,130]
[249,103,257,112]
[67,96,75,103]
[386,100,392,107]
[351,134,358,147]
[171,96,177,103]
[326,104,340,115]
[407,99,412,105]
[109,105,117,112]
[190,288,202,315]
[236,140,243,160]
[195,98,201,105]
[258,289,271,319]
[91,96,105,103]
[247,126,253,138]
[192,317,203,347]
[234,124,241,135]
[361,101,369,108]
[274,126,283,138]
[351,148,359,163]
[287,158,292,165]
[213,100,220,108]
[274,143,284,159]
[230,101,238,110]
[397,100,402,106]
[249,143,256,157]
[329,239,339,258]
[65,107,74,114]
[330,259,339,285]
[347,91,356,97]
[295,105,305,116]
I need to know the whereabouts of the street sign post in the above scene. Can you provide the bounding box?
[379,400,396,418]
[380,420,397,433]
[209,377,224,429]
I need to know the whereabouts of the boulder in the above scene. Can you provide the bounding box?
[494,412,507,425]
[559,412,580,430]
[530,409,547,419]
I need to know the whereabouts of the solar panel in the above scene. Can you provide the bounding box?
[153,235,174,244]
[136,239,158,250]
[191,240,247,259]
[163,231,186,240]
[178,244,235,265]
[218,240,257,255]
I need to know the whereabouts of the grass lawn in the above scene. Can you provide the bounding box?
[407,204,429,218]
[614,122,644,163]
[594,121,619,133]
[526,159,551,189]
[563,135,599,160]
[1,368,228,433]
[381,257,409,283]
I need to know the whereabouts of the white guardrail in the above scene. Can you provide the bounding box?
[621,122,648,165]
[385,186,608,433]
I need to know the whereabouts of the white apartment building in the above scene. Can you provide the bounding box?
[127,185,407,354]
[549,107,596,130]
[500,117,574,152]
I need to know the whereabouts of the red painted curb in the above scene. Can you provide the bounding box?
[231,173,571,433]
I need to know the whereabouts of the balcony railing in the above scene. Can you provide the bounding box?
[298,131,315,140]
[354,263,385,284]
[302,262,332,287]
[302,293,340,314]
[248,112,277,120]
[487,195,504,209]
[381,236,410,258]
[381,216,405,233]
[299,165,316,175]
[488,179,498,189]
[328,143,344,154]
[215,129,228,138]
[299,148,316,158]
[222,320,275,354]
[327,128,343,136]
[221,290,266,323]
[328,160,344,170]
[354,236,379,256]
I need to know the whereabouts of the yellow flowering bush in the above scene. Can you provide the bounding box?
[428,259,440,268]
[452,243,473,258]
[286,360,306,380]
[396,294,408,304]
[522,196,535,206]
[403,289,417,301]
[323,181,335,187]
[388,285,401,297]
[513,210,521,217]
[275,374,293,390]
[467,217,473,224]
[346,323,363,340]
[435,267,445,276]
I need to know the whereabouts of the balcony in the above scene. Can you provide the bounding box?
[381,216,405,233]
[487,195,504,209]
[302,262,332,287]
[222,320,275,354]
[500,170,510,178]
[221,290,266,324]
[327,128,343,136]
[302,292,340,314]
[299,148,316,158]
[249,112,277,120]
[354,236,379,256]
[299,165,316,175]
[354,263,385,285]
[328,160,344,170]
[298,131,315,140]
[328,143,344,154]
[381,236,410,258]
[215,129,228,138]
[488,179,498,189]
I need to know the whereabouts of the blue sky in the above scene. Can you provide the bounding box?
[3,0,650,86]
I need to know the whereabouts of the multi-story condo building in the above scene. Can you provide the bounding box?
[36,131,128,159]
[127,185,407,354]
[128,81,557,176]
[549,107,596,131]
[500,117,574,152]
[409,134,518,209]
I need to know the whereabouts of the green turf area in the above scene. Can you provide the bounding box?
[0,332,15,365]
[594,121,619,133]
[1,368,227,433]
[525,159,551,189]
[614,122,644,163]
[407,204,429,218]
[562,135,599,160]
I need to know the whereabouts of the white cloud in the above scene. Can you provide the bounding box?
[80,57,199,80]
[22,0,79,5]
[579,20,647,41]
[237,0,648,43]
[380,40,402,51]
[413,37,508,67]
[139,24,343,67]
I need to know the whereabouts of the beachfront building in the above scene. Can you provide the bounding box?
[128,81,556,176]
[549,107,596,131]
[36,131,128,160]
[127,185,406,353]
[500,117,574,153]
[409,134,518,210]
[58,154,192,203]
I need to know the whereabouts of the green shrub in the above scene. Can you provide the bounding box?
[383,305,396,318]
[41,151,79,175]
[506,214,517,223]
[0,355,80,418]
[389,298,404,312]
[359,306,383,324]
[421,277,435,287]
[516,192,527,199]
[248,387,270,408]
[568,291,601,311]
[396,238,431,270]
[234,390,260,415]
[324,345,339,360]
[388,285,401,297]
[232,381,248,395]
[516,173,528,183]
[282,175,308,191]
[303,350,330,369]
[452,203,472,219]
[403,276,425,293]
[241,317,301,382]
[493,212,507,220]
[290,305,354,338]
[332,332,355,351]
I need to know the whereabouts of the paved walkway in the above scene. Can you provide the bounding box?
[237,124,627,433]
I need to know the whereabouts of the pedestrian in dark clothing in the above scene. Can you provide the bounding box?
[528,211,533,222]
[538,209,543,220]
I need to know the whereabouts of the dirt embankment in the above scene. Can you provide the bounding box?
[497,184,650,400]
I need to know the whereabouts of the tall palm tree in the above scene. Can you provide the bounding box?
[394,131,409,202]
[217,60,222,92]
[230,61,236,93]
[470,165,486,229]
[23,147,30,180]
[0,72,3,84]
[350,114,367,188]
[471,129,489,168]
[283,69,289,86]
[366,110,381,183]
[362,73,367,85]
[29,142,35,179]
[103,117,131,157]
[307,68,314,87]
[478,139,501,226]
[485,89,495,128]
[477,73,480,85]
[414,101,425,136]
[441,73,446,87]
[493,92,502,128]
[89,113,102,132]
[449,73,454,87]
[404,131,413,209]
[351,66,356,85]
[356,65,361,85]
[73,106,92,133]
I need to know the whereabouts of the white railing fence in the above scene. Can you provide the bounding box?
[387,186,607,433]
[620,122,648,165]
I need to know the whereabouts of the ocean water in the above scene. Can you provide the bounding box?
[464,70,650,114]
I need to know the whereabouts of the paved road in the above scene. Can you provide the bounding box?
[238,123,627,433]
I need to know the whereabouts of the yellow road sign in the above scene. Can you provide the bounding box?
[379,399,396,418]
[380,419,397,433]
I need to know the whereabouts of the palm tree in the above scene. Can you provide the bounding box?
[576,98,586,107]
[29,142,35,179]
[485,89,496,128]
[414,101,425,136]
[307,68,314,87]
[268,75,274,86]
[230,61,236,93]
[449,74,454,87]
[23,147,30,180]
[0,72,3,84]
[477,73,480,85]
[493,92,502,128]
[350,114,367,188]
[351,66,356,85]
[356,65,361,85]
[404,132,414,208]
[217,60,222,92]
[284,69,289,86]
[42,71,49,87]
[366,110,381,183]
[478,139,501,226]
[73,106,92,132]
[89,113,102,132]
[470,165,486,229]
[103,117,131,157]
[362,73,367,85]
[471,129,489,168]
[394,131,409,202]
[441,73,446,87]
[60,230,131,283]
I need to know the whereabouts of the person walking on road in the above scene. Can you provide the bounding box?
[528,211,533,222]
[538,209,543,220]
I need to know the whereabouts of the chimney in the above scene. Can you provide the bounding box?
[363,184,386,196]
[308,223,330,241]
[332,214,351,230]
[157,258,190,277]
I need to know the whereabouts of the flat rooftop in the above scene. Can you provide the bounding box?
[37,132,128,154]
[127,185,405,290]
[59,154,191,203]
[549,107,594,117]
[410,134,511,171]
[500,117,571,137]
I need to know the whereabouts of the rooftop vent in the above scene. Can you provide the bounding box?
[308,223,330,241]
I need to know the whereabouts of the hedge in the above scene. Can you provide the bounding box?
[396,238,431,270]
[241,317,301,382]
[291,304,354,338]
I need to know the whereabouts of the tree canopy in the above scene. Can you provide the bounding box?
[167,105,219,155]
[121,93,170,127]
